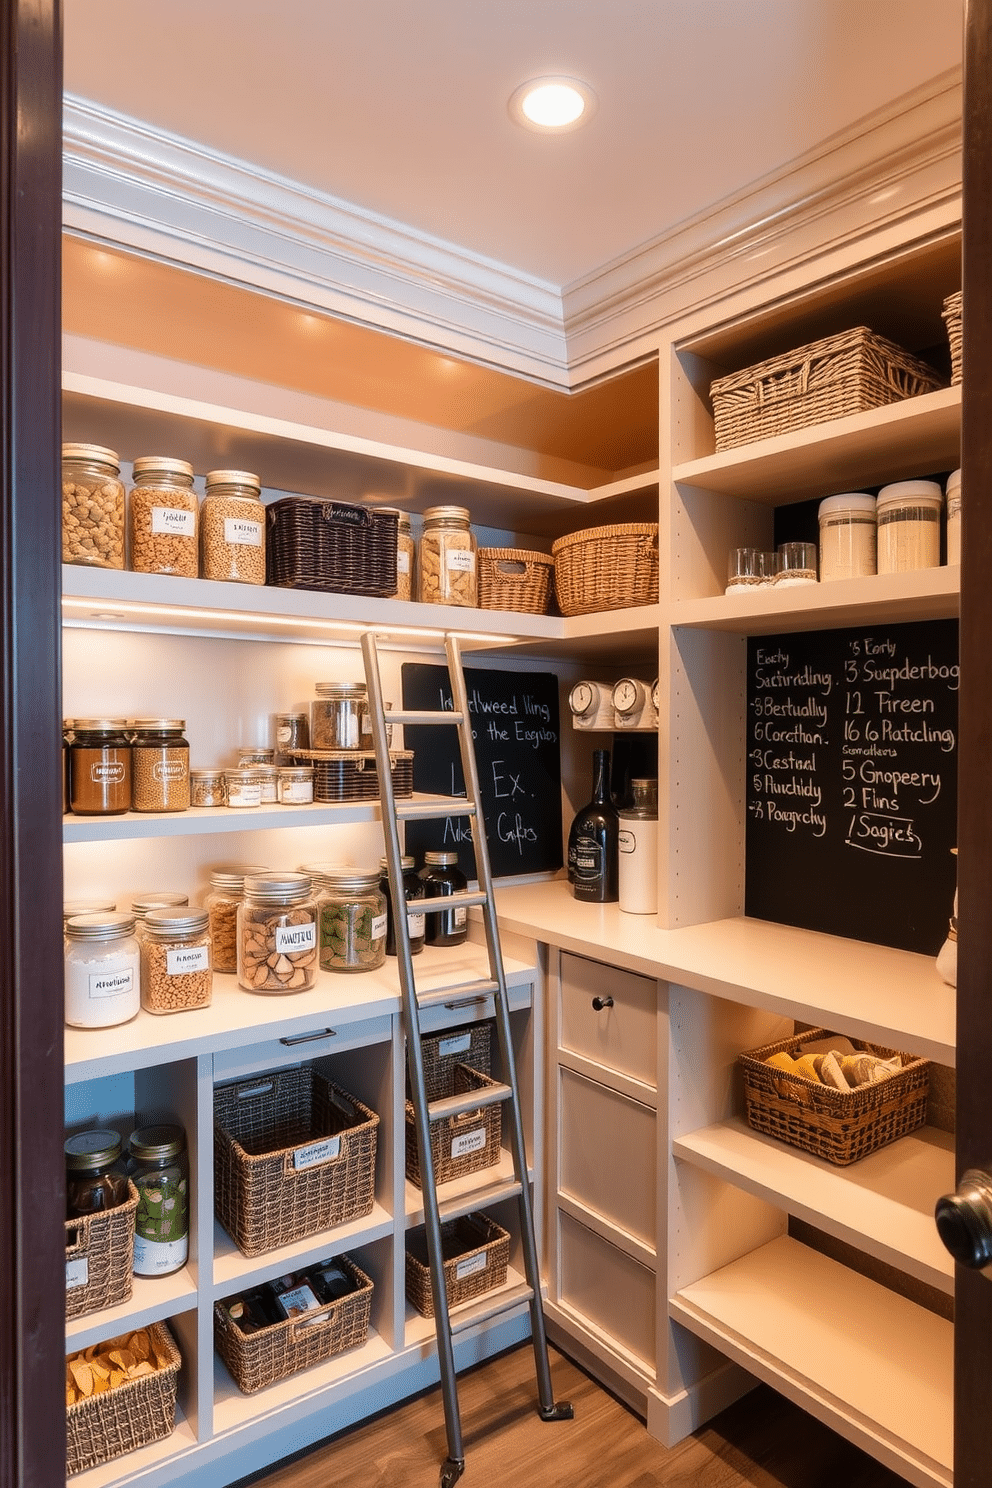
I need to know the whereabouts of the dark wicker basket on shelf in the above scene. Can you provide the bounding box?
[287,748,413,803]
[477,548,555,615]
[405,1211,509,1317]
[709,326,944,451]
[66,1321,181,1477]
[266,497,398,596]
[415,1021,494,1103]
[65,1181,139,1320]
[942,291,963,385]
[551,523,659,617]
[739,1026,929,1166]
[405,1062,502,1188]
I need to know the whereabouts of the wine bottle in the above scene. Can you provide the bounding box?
[567,749,619,902]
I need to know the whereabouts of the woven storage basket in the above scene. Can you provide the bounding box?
[405,1211,510,1317]
[414,1020,494,1103]
[214,1067,379,1257]
[65,1181,139,1320]
[551,523,659,617]
[943,291,963,386]
[739,1026,929,1166]
[477,548,555,615]
[66,1321,181,1477]
[709,326,944,451]
[266,497,398,597]
[214,1254,373,1393]
[287,749,413,803]
[405,1063,502,1188]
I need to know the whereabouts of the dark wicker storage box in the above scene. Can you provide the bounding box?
[65,1181,139,1320]
[551,523,659,617]
[214,1067,379,1257]
[710,326,944,451]
[405,1063,502,1188]
[739,1026,929,1166]
[266,497,398,597]
[415,1021,494,1103]
[288,748,413,803]
[405,1211,510,1317]
[478,547,555,615]
[214,1254,373,1393]
[66,1321,181,1477]
[942,291,963,385]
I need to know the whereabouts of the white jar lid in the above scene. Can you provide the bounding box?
[946,468,961,497]
[818,492,877,519]
[876,479,943,510]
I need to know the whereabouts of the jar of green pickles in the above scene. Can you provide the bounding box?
[312,868,387,973]
[126,1124,189,1276]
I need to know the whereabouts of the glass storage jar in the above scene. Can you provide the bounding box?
[312,867,387,973]
[63,898,116,924]
[418,505,477,606]
[419,851,469,946]
[204,863,268,974]
[237,747,275,768]
[876,479,943,573]
[130,718,190,812]
[379,855,426,955]
[252,764,279,804]
[129,455,199,576]
[277,765,314,804]
[224,767,261,808]
[61,443,126,570]
[946,468,961,566]
[131,891,190,941]
[65,1130,130,1219]
[237,871,318,993]
[201,469,266,584]
[311,682,370,750]
[190,767,226,807]
[140,906,212,1014]
[817,492,877,581]
[68,719,132,816]
[274,711,309,764]
[127,1125,189,1276]
[64,911,141,1028]
[376,506,414,601]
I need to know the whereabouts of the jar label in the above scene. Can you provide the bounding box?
[228,783,261,806]
[451,1126,486,1159]
[619,829,636,854]
[446,548,475,573]
[277,725,292,745]
[407,912,426,938]
[65,1257,89,1290]
[396,549,410,574]
[371,913,388,940]
[150,506,196,537]
[454,906,467,927]
[278,780,313,803]
[152,758,187,781]
[89,968,135,1000]
[90,761,125,785]
[455,1251,488,1281]
[293,1135,341,1170]
[274,1283,321,1317]
[275,921,317,954]
[223,516,264,546]
[166,945,209,975]
[438,1032,472,1058]
[133,1235,188,1275]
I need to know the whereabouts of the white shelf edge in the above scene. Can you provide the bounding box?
[66,1269,199,1350]
[669,567,959,635]
[210,1330,395,1433]
[63,799,382,842]
[212,1207,395,1295]
[403,1264,530,1349]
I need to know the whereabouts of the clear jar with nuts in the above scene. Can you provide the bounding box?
[201,469,266,585]
[130,719,190,812]
[140,907,212,1014]
[62,443,126,569]
[204,863,268,974]
[237,872,318,993]
[129,456,199,577]
[418,505,477,607]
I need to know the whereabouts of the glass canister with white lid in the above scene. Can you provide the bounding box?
[204,863,268,974]
[946,469,961,566]
[201,469,266,584]
[64,912,141,1028]
[311,867,387,973]
[61,443,126,569]
[129,456,199,577]
[418,505,477,606]
[817,492,877,581]
[237,871,318,992]
[311,682,370,750]
[876,479,943,573]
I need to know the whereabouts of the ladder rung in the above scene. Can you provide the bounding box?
[422,889,488,913]
[449,1282,534,1336]
[437,1178,523,1225]
[395,797,477,821]
[415,980,499,1012]
[389,709,466,726]
[427,1082,512,1121]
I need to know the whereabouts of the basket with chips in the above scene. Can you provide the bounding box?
[65,1321,181,1476]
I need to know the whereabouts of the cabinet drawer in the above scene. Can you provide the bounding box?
[559,1067,655,1244]
[213,1015,392,1081]
[559,952,656,1086]
[558,1210,656,1369]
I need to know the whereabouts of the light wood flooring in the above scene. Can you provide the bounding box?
[243,1343,907,1488]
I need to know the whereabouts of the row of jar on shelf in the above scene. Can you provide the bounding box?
[64,855,469,1028]
[725,472,962,593]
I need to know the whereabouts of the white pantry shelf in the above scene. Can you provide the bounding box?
[671,567,958,635]
[66,1269,200,1351]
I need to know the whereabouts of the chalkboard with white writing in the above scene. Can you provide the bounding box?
[745,619,958,954]
[400,663,563,880]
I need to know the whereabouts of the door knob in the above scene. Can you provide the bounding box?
[591,995,614,1011]
[935,1168,992,1270]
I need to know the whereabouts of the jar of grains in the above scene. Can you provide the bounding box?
[61,443,126,570]
[127,1125,189,1276]
[311,682,370,750]
[277,765,314,804]
[418,505,477,606]
[130,718,190,812]
[375,506,414,601]
[64,912,141,1028]
[204,864,268,974]
[237,872,318,993]
[129,456,199,576]
[876,480,943,573]
[140,906,212,1014]
[224,767,261,808]
[274,711,309,764]
[201,469,266,584]
[946,469,961,566]
[68,719,132,816]
[419,850,469,946]
[252,765,279,804]
[817,492,877,581]
[65,1130,130,1219]
[379,855,426,956]
[190,767,226,807]
[312,867,387,973]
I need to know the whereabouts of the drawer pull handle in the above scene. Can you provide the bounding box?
[591,995,614,1011]
[279,1028,337,1046]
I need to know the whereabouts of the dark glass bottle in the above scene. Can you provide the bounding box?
[567,749,619,903]
[419,851,468,946]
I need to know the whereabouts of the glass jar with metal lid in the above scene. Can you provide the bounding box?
[65,1129,130,1219]
[190,767,226,807]
[61,443,126,569]
[127,1125,189,1276]
[237,871,318,992]
[130,718,190,812]
[140,906,212,1014]
[130,891,190,941]
[224,767,261,808]
[419,851,469,946]
[251,764,279,804]
[64,912,141,1028]
[201,469,266,584]
[63,898,117,924]
[379,855,426,955]
[418,505,477,606]
[311,681,370,750]
[129,455,199,576]
[237,746,275,768]
[274,711,309,764]
[311,867,387,973]
[68,718,132,816]
[204,863,268,973]
[277,765,314,804]
[375,506,415,601]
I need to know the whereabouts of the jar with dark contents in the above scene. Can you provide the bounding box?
[130,719,190,812]
[65,1129,130,1219]
[127,1125,189,1276]
[274,711,309,764]
[69,719,132,815]
[379,855,426,956]
[420,851,469,946]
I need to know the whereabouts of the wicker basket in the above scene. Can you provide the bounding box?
[943,291,963,386]
[551,523,659,617]
[710,326,945,451]
[214,1254,373,1393]
[415,1021,494,1103]
[739,1027,929,1166]
[65,1181,139,1320]
[66,1321,181,1477]
[287,749,413,803]
[477,548,555,615]
[405,1063,502,1188]
[266,497,398,597]
[214,1067,379,1257]
[405,1211,510,1317]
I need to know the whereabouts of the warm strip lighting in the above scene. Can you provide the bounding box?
[509,76,596,133]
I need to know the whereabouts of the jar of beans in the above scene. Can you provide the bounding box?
[190,767,226,807]
[312,867,387,973]
[140,907,212,1014]
[131,719,190,812]
[68,718,132,816]
[237,872,318,993]
[129,456,199,576]
[201,469,266,584]
[204,864,268,974]
[61,443,126,569]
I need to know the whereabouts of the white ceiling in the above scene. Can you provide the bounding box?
[62,0,964,292]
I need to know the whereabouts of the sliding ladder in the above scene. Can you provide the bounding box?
[361,630,572,1488]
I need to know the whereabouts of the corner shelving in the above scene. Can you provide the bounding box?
[671,565,958,635]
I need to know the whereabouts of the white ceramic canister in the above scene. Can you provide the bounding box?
[617,779,659,915]
[817,492,877,581]
[946,468,961,567]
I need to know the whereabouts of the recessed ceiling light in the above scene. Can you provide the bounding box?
[509,76,597,133]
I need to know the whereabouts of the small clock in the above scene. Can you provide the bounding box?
[569,681,595,717]
[612,677,648,716]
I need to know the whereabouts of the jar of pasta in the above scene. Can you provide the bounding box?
[376,506,415,601]
[130,719,190,812]
[61,443,126,569]
[418,506,477,606]
[129,456,199,576]
[140,907,212,1014]
[312,867,387,973]
[237,872,318,992]
[201,469,266,584]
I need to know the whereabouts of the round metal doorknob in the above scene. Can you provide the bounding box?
[935,1168,992,1269]
[591,995,614,1011]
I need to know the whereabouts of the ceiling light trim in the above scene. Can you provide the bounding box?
[509,76,597,132]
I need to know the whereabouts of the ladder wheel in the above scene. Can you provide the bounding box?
[440,1457,465,1487]
[538,1400,574,1422]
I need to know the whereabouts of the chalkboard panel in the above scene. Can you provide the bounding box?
[745,619,958,954]
[400,664,563,880]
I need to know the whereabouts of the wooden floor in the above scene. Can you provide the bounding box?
[245,1343,907,1488]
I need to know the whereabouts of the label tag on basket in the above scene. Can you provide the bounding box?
[455,1251,488,1281]
[293,1135,341,1170]
[451,1127,486,1159]
[66,1257,89,1289]
[323,501,371,528]
[438,1032,472,1059]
